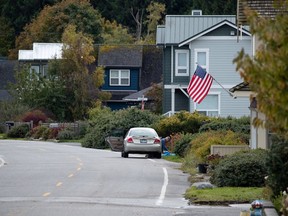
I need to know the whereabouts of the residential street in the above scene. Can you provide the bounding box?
[0,140,248,216]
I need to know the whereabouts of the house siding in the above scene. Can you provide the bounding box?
[216,89,250,117]
[163,47,172,84]
[163,89,171,113]
[175,89,189,111]
[190,38,252,85]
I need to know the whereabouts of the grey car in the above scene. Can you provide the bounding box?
[105,127,162,159]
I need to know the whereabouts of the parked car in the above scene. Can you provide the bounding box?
[105,127,162,158]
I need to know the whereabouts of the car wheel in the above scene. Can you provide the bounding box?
[122,152,128,158]
[155,152,162,159]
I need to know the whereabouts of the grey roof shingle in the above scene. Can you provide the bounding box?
[98,45,143,67]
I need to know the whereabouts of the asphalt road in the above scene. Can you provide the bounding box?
[0,140,249,216]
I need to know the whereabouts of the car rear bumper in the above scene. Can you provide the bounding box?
[124,143,161,153]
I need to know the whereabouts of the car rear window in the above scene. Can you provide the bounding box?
[130,129,157,137]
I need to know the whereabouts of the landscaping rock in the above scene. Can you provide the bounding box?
[192,181,215,189]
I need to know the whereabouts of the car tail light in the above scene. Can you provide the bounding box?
[127,137,133,143]
[154,138,161,144]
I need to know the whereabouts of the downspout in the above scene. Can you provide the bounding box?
[171,46,174,114]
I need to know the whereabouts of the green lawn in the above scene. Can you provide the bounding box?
[185,186,265,205]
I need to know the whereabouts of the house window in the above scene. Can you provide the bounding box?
[195,48,209,72]
[30,65,40,75]
[195,94,219,117]
[175,50,189,76]
[43,64,48,77]
[110,69,130,86]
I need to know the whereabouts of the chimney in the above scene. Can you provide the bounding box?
[192,10,202,16]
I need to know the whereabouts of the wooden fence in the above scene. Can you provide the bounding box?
[2,121,82,135]
[40,122,81,134]
[210,145,250,156]
[2,121,33,133]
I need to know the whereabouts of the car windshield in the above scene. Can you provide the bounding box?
[129,129,157,137]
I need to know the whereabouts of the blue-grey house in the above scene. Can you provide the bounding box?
[156,11,252,118]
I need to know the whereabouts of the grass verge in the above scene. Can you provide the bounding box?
[185,186,265,205]
[162,155,183,163]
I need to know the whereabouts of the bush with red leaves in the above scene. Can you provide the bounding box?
[21,110,48,127]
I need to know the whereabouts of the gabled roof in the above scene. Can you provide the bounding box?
[229,82,250,92]
[98,45,143,67]
[123,86,152,101]
[156,15,236,45]
[179,20,251,46]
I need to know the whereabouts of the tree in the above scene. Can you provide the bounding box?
[0,0,58,57]
[58,24,100,120]
[10,64,69,121]
[11,25,106,121]
[0,0,58,35]
[191,0,237,15]
[145,83,163,114]
[101,19,134,44]
[233,7,288,137]
[9,0,102,59]
[0,17,15,56]
[143,2,165,44]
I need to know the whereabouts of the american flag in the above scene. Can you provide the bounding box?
[187,65,213,104]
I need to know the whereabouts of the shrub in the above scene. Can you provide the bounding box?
[82,129,109,149]
[0,123,5,133]
[48,128,62,139]
[82,107,160,149]
[153,111,209,137]
[28,125,49,139]
[0,100,30,122]
[41,127,51,140]
[173,133,194,157]
[57,129,77,140]
[210,149,269,187]
[266,136,288,196]
[82,108,115,149]
[7,124,30,138]
[187,130,248,163]
[199,116,250,143]
[21,110,48,126]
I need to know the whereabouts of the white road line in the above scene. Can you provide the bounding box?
[0,157,5,168]
[156,167,168,206]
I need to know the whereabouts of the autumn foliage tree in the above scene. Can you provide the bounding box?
[59,24,105,120]
[233,5,288,138]
[9,0,102,59]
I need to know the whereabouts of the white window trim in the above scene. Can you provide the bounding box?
[175,49,189,76]
[109,69,130,86]
[193,92,221,117]
[194,48,209,72]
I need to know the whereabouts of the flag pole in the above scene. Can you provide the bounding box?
[210,75,236,98]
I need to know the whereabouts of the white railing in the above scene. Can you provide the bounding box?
[162,111,179,117]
